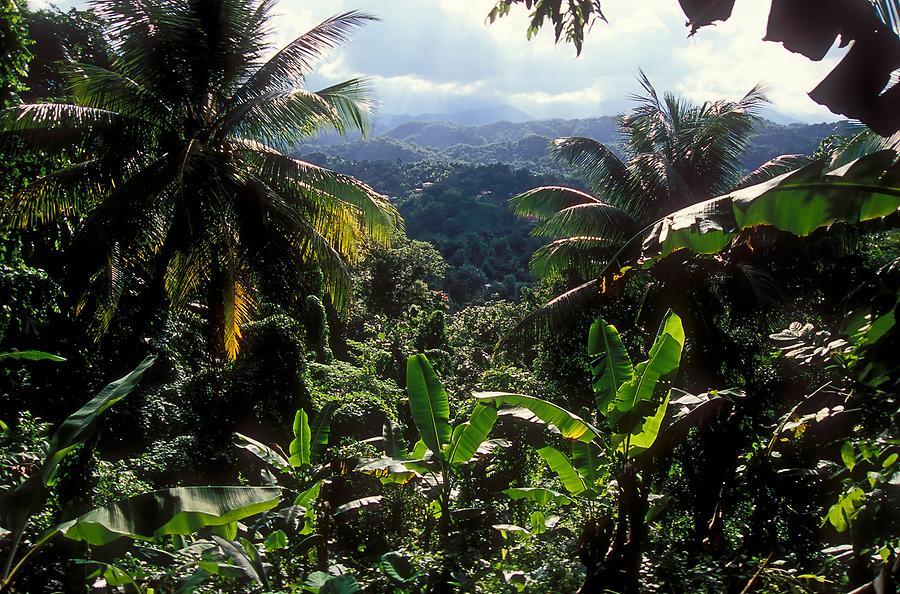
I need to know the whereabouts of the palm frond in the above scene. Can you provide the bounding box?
[509,185,601,220]
[64,154,174,300]
[829,127,900,168]
[530,237,617,280]
[77,243,127,339]
[1,103,136,152]
[239,141,400,245]
[734,262,783,310]
[549,137,630,199]
[226,79,374,149]
[872,0,900,34]
[164,247,205,312]
[313,77,376,137]
[282,219,354,313]
[219,239,256,361]
[63,62,169,124]
[96,0,200,105]
[626,152,696,218]
[495,278,602,356]
[1,160,108,228]
[201,0,280,93]
[231,11,376,105]
[678,86,767,195]
[735,154,812,190]
[531,202,637,239]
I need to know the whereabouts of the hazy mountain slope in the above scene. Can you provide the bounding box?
[378,104,535,129]
[300,116,839,173]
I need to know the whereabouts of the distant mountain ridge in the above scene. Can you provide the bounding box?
[377,104,535,130]
[300,115,843,173]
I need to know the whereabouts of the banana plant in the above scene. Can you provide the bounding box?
[479,310,740,593]
[235,402,384,579]
[0,355,155,589]
[0,356,285,593]
[358,354,506,538]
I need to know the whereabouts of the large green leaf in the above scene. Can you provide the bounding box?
[235,433,291,473]
[447,405,498,465]
[1,357,157,580]
[537,446,587,496]
[334,496,383,516]
[294,481,322,509]
[503,487,573,506]
[588,319,633,416]
[613,394,670,458]
[57,486,282,546]
[608,311,683,433]
[406,354,451,458]
[0,351,66,362]
[305,572,361,594]
[382,419,404,458]
[356,458,420,484]
[211,535,268,588]
[289,409,312,468]
[475,392,601,443]
[639,151,900,265]
[309,402,338,462]
[44,355,156,485]
[655,388,741,453]
[571,441,605,485]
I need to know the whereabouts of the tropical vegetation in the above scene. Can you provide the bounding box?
[0,0,898,593]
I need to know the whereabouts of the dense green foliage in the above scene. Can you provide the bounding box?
[0,0,31,107]
[0,2,898,594]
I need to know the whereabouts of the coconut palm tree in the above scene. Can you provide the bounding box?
[0,0,400,360]
[505,74,808,343]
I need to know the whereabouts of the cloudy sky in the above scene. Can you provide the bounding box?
[38,0,847,122]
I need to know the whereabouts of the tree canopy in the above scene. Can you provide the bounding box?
[1,0,400,359]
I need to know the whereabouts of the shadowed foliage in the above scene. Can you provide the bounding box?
[0,0,401,359]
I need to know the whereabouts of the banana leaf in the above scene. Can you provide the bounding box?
[0,350,66,362]
[57,486,282,546]
[475,392,601,443]
[210,535,268,588]
[406,354,451,457]
[608,311,683,432]
[613,394,670,458]
[310,402,338,461]
[588,319,633,416]
[571,441,605,485]
[334,496,383,516]
[503,487,573,506]
[44,355,156,485]
[0,356,157,579]
[446,405,498,464]
[639,151,900,265]
[537,446,587,496]
[235,433,291,473]
[356,458,421,484]
[290,409,312,468]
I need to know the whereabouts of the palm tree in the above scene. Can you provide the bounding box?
[509,76,837,550]
[0,0,400,360]
[506,74,805,342]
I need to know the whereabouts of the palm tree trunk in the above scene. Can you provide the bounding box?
[206,267,226,361]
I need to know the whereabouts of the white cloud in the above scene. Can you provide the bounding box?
[33,0,849,122]
[511,86,606,105]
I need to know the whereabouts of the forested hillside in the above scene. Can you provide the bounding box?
[0,2,898,594]
[298,117,839,308]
